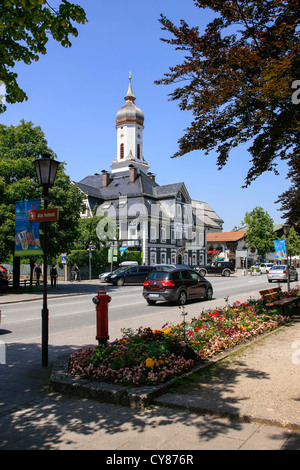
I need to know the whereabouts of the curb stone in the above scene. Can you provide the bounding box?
[50,354,175,409]
[49,326,285,410]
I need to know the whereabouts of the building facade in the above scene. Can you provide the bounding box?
[76,76,222,266]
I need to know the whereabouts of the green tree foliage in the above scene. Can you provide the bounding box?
[0,119,83,261]
[276,153,300,229]
[155,0,299,219]
[242,206,275,257]
[0,0,87,111]
[284,226,300,258]
[74,209,106,251]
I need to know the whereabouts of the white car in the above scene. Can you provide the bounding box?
[259,263,274,274]
[251,263,274,274]
[267,265,298,283]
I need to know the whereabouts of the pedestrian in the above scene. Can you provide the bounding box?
[71,263,80,281]
[35,264,42,286]
[50,265,58,288]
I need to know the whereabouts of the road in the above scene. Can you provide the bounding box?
[0,273,285,346]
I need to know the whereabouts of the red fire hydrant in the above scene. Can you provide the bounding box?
[92,287,111,346]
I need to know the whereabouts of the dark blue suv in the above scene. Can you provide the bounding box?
[106,265,154,286]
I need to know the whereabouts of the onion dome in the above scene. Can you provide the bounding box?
[116,74,144,126]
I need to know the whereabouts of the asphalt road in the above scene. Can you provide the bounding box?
[0,273,283,344]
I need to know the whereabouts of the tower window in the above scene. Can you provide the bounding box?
[137,143,140,159]
[120,143,124,159]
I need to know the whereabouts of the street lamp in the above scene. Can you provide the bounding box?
[34,154,60,367]
[282,223,290,292]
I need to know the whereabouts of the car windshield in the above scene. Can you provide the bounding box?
[112,267,129,274]
[147,271,172,280]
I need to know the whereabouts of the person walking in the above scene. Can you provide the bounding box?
[50,265,58,288]
[35,264,42,286]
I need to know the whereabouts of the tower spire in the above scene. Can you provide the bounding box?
[125,71,135,102]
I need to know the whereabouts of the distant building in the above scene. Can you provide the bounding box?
[76,75,222,266]
[206,230,254,267]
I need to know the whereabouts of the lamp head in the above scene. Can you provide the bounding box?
[34,154,60,187]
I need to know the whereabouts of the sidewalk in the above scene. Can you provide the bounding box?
[0,280,300,450]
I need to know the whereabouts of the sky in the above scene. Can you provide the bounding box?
[0,0,290,231]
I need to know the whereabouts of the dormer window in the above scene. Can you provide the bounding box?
[118,199,127,208]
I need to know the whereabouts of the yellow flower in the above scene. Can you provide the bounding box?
[163,328,172,336]
[145,358,155,369]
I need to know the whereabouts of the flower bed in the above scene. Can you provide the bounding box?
[69,289,299,387]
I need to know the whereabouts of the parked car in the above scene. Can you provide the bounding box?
[196,261,235,277]
[251,263,274,274]
[143,268,213,305]
[266,265,298,283]
[106,265,154,286]
[260,263,274,274]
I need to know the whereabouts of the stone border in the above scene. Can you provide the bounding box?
[50,354,213,409]
[50,331,271,409]
[50,319,294,409]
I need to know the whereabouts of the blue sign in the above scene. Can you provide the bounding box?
[15,199,43,256]
[273,239,286,259]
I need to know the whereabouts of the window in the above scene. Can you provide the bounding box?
[181,270,192,280]
[150,224,157,242]
[150,251,157,265]
[120,143,124,159]
[137,143,140,159]
[118,198,127,208]
[190,271,200,280]
[171,226,176,244]
[161,225,166,242]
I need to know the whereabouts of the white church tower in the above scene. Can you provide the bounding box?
[111,73,150,174]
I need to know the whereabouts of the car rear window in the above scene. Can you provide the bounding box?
[148,271,172,280]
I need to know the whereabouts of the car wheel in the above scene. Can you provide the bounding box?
[268,279,273,283]
[199,269,206,277]
[116,277,125,286]
[222,269,230,277]
[146,299,156,305]
[177,290,187,305]
[205,287,213,300]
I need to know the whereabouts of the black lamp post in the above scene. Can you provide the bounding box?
[34,155,60,367]
[282,223,290,292]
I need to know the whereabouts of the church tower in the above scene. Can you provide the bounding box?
[111,73,149,174]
